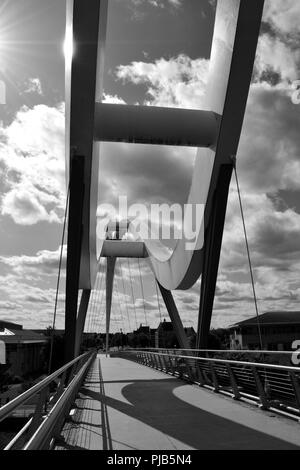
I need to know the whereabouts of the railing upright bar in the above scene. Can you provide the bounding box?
[50,371,67,407]
[289,371,300,412]
[168,355,175,375]
[27,386,49,437]
[226,364,240,400]
[195,362,206,386]
[251,366,269,409]
[210,362,219,392]
[157,354,164,371]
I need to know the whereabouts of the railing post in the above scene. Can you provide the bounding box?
[184,359,194,383]
[50,371,67,407]
[251,366,269,409]
[210,362,219,392]
[289,371,300,412]
[226,364,240,400]
[195,362,206,386]
[144,352,149,366]
[27,386,49,436]
[157,354,164,371]
[166,355,174,375]
[161,355,167,372]
[150,353,155,368]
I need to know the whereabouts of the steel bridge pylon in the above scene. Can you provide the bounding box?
[64,0,264,362]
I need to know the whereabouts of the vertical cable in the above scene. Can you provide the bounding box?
[155,280,162,324]
[232,159,263,350]
[48,187,69,375]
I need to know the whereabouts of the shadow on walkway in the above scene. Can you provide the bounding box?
[80,375,299,450]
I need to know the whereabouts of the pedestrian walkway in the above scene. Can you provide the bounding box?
[55,354,300,450]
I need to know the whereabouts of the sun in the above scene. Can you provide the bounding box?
[63,24,74,70]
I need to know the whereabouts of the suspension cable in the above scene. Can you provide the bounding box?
[86,270,100,332]
[90,270,104,333]
[115,280,126,333]
[94,276,106,334]
[48,187,70,375]
[232,157,263,350]
[86,274,98,333]
[128,259,138,329]
[120,259,132,332]
[90,268,104,332]
[155,280,162,324]
[94,265,106,333]
[138,259,147,326]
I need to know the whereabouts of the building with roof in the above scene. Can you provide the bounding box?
[0,320,48,377]
[155,319,196,348]
[229,311,300,351]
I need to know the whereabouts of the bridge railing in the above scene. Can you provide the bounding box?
[114,349,300,420]
[0,350,96,450]
[141,348,297,366]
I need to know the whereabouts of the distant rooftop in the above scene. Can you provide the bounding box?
[0,320,48,344]
[230,311,300,328]
[0,320,23,331]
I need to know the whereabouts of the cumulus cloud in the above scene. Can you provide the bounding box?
[0,245,67,277]
[254,1,300,87]
[263,0,300,39]
[0,300,20,311]
[115,54,209,109]
[0,272,66,329]
[255,34,299,83]
[0,104,66,225]
[131,0,182,9]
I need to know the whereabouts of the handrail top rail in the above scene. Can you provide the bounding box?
[140,348,296,355]
[127,350,300,372]
[0,350,93,423]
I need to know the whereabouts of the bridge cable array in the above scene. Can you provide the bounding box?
[48,186,70,375]
[93,274,106,334]
[127,258,138,330]
[115,279,126,333]
[138,259,148,326]
[88,269,104,333]
[120,259,132,332]
[86,272,99,332]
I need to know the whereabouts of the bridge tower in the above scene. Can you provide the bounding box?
[64,0,264,361]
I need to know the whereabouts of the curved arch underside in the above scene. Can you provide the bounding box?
[65,0,264,291]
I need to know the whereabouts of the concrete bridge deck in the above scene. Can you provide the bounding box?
[56,354,300,450]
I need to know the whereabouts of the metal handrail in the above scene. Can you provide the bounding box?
[115,349,300,420]
[24,352,95,450]
[132,350,300,372]
[0,350,92,424]
[141,348,295,355]
[0,350,96,450]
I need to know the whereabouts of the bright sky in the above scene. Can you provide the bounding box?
[0,0,299,333]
